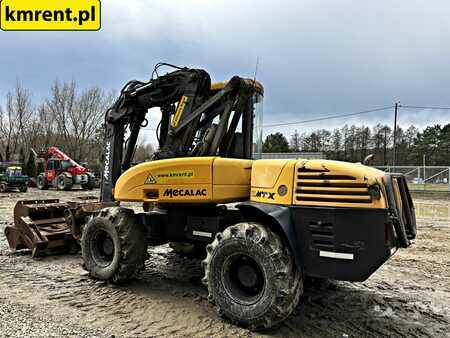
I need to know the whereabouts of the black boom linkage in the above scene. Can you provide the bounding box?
[100,66,257,202]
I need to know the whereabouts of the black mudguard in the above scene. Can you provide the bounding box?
[236,202,304,270]
[237,201,394,282]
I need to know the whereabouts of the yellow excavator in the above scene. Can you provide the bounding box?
[5,63,416,330]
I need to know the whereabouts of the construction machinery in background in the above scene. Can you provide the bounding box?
[0,164,30,192]
[35,147,95,191]
[5,64,416,330]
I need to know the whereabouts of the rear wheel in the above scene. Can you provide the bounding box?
[36,174,49,190]
[81,207,148,284]
[202,222,303,330]
[0,183,7,193]
[57,174,73,191]
[19,185,27,192]
[82,174,95,190]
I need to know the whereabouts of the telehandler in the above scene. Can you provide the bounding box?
[35,147,95,191]
[5,64,416,330]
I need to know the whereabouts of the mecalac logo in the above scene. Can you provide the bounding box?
[253,190,275,200]
[103,141,111,181]
[163,188,207,198]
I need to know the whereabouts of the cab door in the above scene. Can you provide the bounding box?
[46,160,57,183]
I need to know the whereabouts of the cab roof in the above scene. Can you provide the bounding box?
[211,79,264,95]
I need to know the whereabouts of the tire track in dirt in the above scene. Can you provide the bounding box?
[0,243,448,337]
[0,189,448,337]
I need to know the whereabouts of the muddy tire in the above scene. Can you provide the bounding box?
[57,174,73,191]
[81,174,95,190]
[81,207,148,284]
[0,183,7,193]
[19,185,27,192]
[36,174,49,190]
[202,222,303,330]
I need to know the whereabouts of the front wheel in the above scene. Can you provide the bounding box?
[19,185,28,192]
[36,174,48,190]
[202,222,303,330]
[81,207,148,284]
[57,174,73,191]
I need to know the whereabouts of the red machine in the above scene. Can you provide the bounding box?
[36,147,95,191]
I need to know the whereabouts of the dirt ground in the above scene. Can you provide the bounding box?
[0,188,448,337]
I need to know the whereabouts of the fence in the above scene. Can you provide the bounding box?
[375,166,450,192]
[255,152,324,159]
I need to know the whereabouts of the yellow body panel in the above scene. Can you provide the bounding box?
[251,159,297,205]
[115,155,388,209]
[211,79,264,95]
[250,158,388,209]
[114,157,252,203]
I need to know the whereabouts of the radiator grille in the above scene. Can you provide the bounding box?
[295,169,372,205]
[309,221,334,250]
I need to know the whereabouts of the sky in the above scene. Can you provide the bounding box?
[1,0,450,145]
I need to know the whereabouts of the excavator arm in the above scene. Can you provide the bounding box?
[6,64,263,256]
[101,67,211,201]
[101,66,259,202]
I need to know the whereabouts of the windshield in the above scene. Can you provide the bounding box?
[6,168,22,176]
[61,160,72,170]
[252,92,264,158]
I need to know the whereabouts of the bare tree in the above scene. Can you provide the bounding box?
[0,82,34,160]
[290,130,302,151]
[134,142,155,163]
[45,80,113,162]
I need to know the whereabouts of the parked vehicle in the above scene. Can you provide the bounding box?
[0,166,29,192]
[36,147,95,191]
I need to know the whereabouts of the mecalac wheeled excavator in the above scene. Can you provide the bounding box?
[5,64,416,330]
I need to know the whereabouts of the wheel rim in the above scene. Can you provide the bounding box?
[91,229,115,267]
[59,177,65,188]
[222,253,266,305]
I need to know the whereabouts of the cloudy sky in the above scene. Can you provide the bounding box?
[1,0,450,145]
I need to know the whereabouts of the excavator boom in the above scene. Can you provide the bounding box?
[5,64,264,255]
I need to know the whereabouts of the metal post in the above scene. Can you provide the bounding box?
[392,103,399,167]
[423,154,426,191]
[448,167,450,192]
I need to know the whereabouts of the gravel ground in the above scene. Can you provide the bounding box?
[0,188,449,337]
[0,301,101,338]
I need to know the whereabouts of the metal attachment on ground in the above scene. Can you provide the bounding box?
[5,199,117,257]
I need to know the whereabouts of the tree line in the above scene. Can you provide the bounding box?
[2,81,448,172]
[0,81,154,175]
[263,123,450,166]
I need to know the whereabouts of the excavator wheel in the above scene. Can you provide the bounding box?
[202,222,303,330]
[57,174,73,191]
[81,207,148,284]
[36,174,49,190]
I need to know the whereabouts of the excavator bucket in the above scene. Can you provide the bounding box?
[5,199,116,257]
[6,199,75,257]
